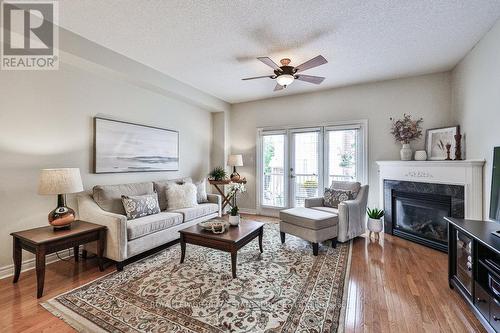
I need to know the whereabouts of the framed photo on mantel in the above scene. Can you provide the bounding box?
[94,117,179,173]
[425,125,460,160]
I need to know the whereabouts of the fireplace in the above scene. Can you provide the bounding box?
[384,180,464,252]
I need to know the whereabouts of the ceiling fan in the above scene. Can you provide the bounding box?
[242,55,327,91]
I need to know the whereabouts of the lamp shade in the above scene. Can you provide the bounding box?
[38,168,84,195]
[227,154,243,167]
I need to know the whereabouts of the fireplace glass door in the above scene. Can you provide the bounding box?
[395,196,451,244]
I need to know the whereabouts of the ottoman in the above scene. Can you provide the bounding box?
[279,207,338,256]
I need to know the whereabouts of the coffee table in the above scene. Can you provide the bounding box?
[179,220,264,278]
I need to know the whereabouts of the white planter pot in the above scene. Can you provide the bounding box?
[228,214,240,226]
[414,150,427,161]
[367,217,383,233]
[400,143,412,161]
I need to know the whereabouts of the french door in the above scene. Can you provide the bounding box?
[257,121,366,215]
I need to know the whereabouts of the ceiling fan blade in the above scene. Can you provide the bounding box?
[274,83,284,91]
[242,75,274,81]
[295,55,328,73]
[296,74,325,84]
[257,57,282,71]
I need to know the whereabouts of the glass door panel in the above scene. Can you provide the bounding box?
[261,134,286,208]
[327,129,358,185]
[291,131,321,207]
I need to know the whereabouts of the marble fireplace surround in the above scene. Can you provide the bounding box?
[377,160,486,223]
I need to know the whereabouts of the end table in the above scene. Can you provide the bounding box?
[11,220,106,298]
[209,179,247,211]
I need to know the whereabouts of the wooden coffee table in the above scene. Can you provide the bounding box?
[179,220,264,278]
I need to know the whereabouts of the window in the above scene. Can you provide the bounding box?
[257,121,367,212]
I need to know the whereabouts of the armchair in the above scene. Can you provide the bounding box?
[305,183,369,242]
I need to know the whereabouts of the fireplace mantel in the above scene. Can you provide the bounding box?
[376,160,485,220]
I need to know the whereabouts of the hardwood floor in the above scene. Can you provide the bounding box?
[0,215,486,332]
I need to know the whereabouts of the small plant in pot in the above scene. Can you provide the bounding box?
[229,206,240,226]
[209,166,227,181]
[367,207,385,239]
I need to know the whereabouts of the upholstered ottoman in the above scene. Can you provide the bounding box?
[279,207,338,256]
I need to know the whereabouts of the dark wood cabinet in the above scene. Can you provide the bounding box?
[447,217,500,333]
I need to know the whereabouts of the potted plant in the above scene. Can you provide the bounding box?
[228,183,246,226]
[209,166,227,181]
[367,207,385,239]
[229,206,240,226]
[390,114,423,161]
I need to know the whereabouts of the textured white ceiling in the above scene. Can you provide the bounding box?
[58,1,500,103]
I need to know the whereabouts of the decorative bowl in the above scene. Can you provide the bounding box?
[199,219,230,234]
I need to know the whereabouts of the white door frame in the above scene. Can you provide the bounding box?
[256,119,368,216]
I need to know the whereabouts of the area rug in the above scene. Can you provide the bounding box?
[42,222,352,333]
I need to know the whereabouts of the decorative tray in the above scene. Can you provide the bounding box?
[199,219,230,234]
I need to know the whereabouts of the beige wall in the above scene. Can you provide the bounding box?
[230,73,452,212]
[0,47,222,272]
[452,18,500,217]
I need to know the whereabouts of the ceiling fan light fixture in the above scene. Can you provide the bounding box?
[276,74,294,87]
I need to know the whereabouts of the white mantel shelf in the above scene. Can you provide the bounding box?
[376,159,486,220]
[376,159,486,167]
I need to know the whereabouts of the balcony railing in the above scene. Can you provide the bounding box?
[262,173,356,208]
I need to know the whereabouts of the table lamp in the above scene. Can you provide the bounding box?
[228,154,243,181]
[38,168,83,229]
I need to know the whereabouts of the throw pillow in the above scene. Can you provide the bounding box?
[195,179,209,203]
[121,193,160,220]
[324,188,354,208]
[166,182,198,210]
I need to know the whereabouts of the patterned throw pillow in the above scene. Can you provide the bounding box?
[323,188,354,208]
[121,193,161,220]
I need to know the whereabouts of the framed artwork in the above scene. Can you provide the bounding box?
[425,126,460,160]
[94,117,179,173]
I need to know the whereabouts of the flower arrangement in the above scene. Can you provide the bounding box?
[389,114,423,144]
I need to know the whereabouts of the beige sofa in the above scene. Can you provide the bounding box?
[77,179,221,270]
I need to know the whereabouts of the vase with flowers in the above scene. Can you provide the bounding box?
[390,114,423,161]
[228,183,246,226]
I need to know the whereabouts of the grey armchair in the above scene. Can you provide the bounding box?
[304,181,369,242]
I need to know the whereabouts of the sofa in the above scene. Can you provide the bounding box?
[279,181,369,255]
[77,178,221,270]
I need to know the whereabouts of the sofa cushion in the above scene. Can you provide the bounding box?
[170,203,219,222]
[279,207,338,230]
[324,188,354,208]
[122,193,161,220]
[330,181,361,198]
[166,182,198,210]
[310,206,339,215]
[127,212,183,240]
[154,177,192,211]
[93,182,154,215]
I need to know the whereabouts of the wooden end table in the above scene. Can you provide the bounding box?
[10,220,106,298]
[179,220,263,278]
[208,179,247,211]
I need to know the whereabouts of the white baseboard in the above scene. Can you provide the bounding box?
[239,208,257,215]
[0,249,73,280]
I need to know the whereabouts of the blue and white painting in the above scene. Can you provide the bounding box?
[94,118,179,173]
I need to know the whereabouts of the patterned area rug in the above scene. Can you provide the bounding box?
[43,222,352,333]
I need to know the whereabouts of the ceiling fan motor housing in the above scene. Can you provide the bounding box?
[274,65,297,78]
